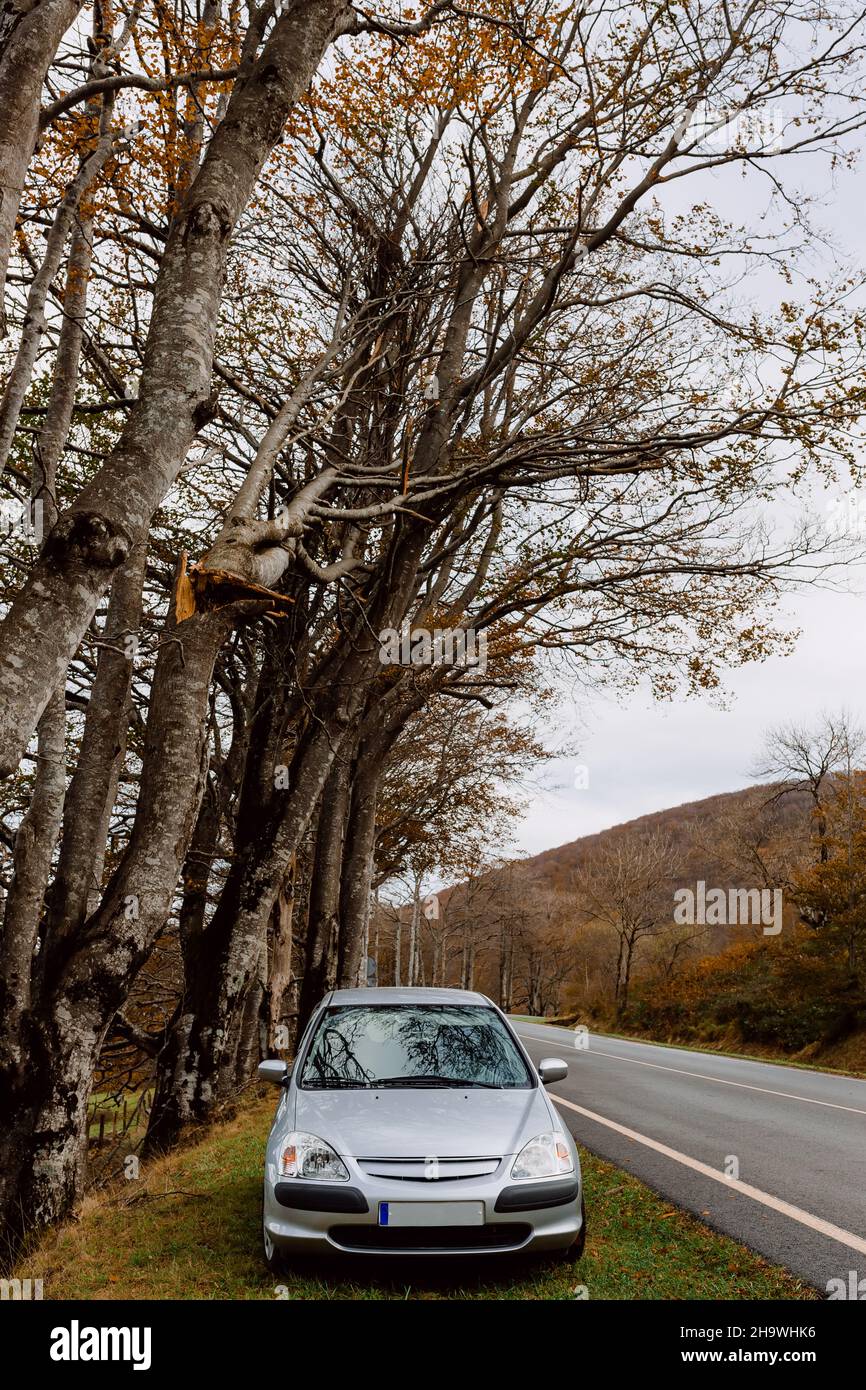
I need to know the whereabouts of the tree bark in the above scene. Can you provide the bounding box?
[0,0,84,338]
[152,520,433,1130]
[141,517,431,1154]
[0,132,113,473]
[48,539,145,936]
[0,689,65,1057]
[232,970,265,1091]
[406,875,422,989]
[499,927,514,1012]
[142,781,221,1161]
[0,603,235,1247]
[0,0,350,777]
[299,755,351,1028]
[337,757,379,989]
[0,211,95,1065]
[461,930,476,991]
[144,626,296,1152]
[144,709,351,1140]
[261,863,295,1055]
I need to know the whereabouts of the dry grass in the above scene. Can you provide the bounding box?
[12,1090,817,1302]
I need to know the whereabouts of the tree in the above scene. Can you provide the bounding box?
[795,772,866,978]
[3,0,866,1253]
[755,712,864,864]
[574,830,681,1017]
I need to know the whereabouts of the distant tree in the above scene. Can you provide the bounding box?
[795,772,866,978]
[574,830,681,1017]
[755,713,864,863]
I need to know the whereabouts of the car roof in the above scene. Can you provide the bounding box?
[322,986,492,1007]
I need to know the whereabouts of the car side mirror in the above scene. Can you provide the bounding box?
[258,1059,291,1086]
[538,1057,568,1085]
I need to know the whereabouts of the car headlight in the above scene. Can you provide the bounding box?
[511,1132,574,1180]
[279,1131,349,1182]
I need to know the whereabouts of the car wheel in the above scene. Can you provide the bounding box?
[556,1197,587,1263]
[262,1191,286,1275]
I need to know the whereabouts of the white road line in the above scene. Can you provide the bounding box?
[550,1092,866,1257]
[519,1027,866,1116]
[587,1048,866,1116]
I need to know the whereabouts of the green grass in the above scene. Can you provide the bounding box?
[87,1090,152,1141]
[15,1091,816,1301]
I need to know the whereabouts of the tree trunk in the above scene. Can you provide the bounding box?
[0,212,95,1074]
[0,0,84,338]
[233,971,265,1090]
[407,879,422,988]
[0,992,105,1250]
[140,705,355,1142]
[261,864,295,1054]
[337,760,380,989]
[613,933,626,1017]
[461,930,476,991]
[431,926,443,987]
[0,134,113,473]
[0,688,65,1053]
[143,771,222,1157]
[167,526,434,1121]
[0,0,350,777]
[299,755,351,1029]
[0,604,234,1246]
[140,523,431,1147]
[499,928,514,1011]
[619,931,637,1017]
[48,539,145,935]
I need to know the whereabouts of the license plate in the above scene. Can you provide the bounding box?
[378,1200,484,1228]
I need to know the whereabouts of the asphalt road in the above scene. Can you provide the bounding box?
[512,1020,866,1292]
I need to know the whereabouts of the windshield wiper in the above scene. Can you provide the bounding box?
[369,1074,496,1088]
[303,1077,371,1089]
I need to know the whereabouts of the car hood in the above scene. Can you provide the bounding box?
[292,1085,553,1159]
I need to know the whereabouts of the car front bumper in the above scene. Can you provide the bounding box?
[264,1167,583,1256]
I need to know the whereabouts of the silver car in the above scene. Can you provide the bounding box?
[258,986,585,1265]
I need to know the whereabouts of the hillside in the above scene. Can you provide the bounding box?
[515,783,809,891]
[404,781,822,1026]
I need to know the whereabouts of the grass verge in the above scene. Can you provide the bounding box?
[14,1091,816,1302]
[513,1017,866,1080]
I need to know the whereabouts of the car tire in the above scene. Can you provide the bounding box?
[262,1191,287,1275]
[556,1197,587,1263]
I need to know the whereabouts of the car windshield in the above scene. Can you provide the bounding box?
[299,1004,533,1090]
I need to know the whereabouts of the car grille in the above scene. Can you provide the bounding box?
[328,1223,532,1252]
[356,1157,501,1181]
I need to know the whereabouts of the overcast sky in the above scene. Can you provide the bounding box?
[509,84,866,861]
[514,581,866,857]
